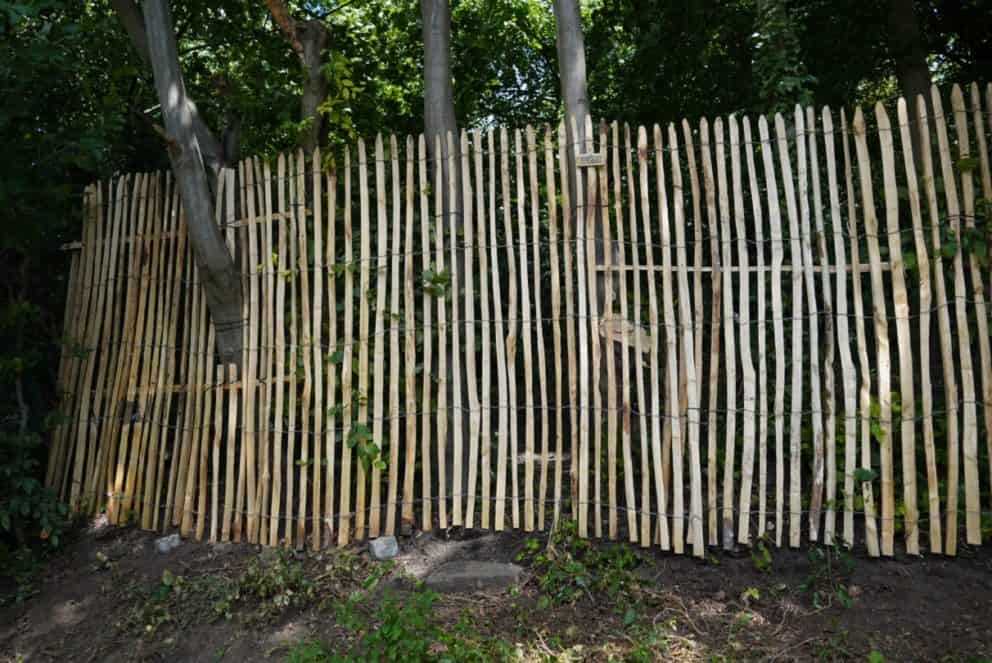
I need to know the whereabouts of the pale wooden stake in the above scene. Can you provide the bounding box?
[461,130,480,529]
[896,97,938,552]
[435,133,449,530]
[602,122,619,540]
[325,161,338,542]
[560,122,578,525]
[729,116,757,545]
[356,138,372,539]
[547,126,567,528]
[475,130,493,530]
[387,135,403,535]
[656,124,684,553]
[742,118,769,541]
[403,136,418,531]
[447,131,464,528]
[795,108,825,543]
[530,125,552,532]
[715,118,738,549]
[915,96,954,555]
[370,134,388,537]
[822,108,860,548]
[418,135,433,532]
[853,108,894,555]
[338,146,355,546]
[572,116,591,538]
[492,127,511,531]
[312,148,325,549]
[876,103,919,554]
[841,110,880,556]
[806,107,837,543]
[515,128,536,532]
[271,154,288,546]
[934,88,980,546]
[700,119,723,546]
[950,86,988,546]
[612,122,638,543]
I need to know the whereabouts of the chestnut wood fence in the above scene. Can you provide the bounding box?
[48,83,992,557]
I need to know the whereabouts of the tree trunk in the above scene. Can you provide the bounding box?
[421,0,461,222]
[299,20,330,155]
[141,0,244,364]
[111,0,227,176]
[552,0,590,140]
[888,0,930,104]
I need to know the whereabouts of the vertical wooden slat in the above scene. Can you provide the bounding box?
[572,117,591,538]
[742,118,769,541]
[355,138,372,539]
[260,160,276,544]
[971,83,992,508]
[370,135,388,537]
[312,147,324,549]
[270,155,287,546]
[774,113,805,548]
[247,158,263,543]
[493,127,511,531]
[915,97,954,555]
[795,108,825,542]
[325,162,338,542]
[612,122,638,543]
[822,109,860,548]
[584,117,604,539]
[806,107,837,543]
[876,103,919,554]
[841,110,880,556]
[387,134,403,535]
[700,119,723,546]
[211,366,224,542]
[515,128,536,531]
[530,125,552,532]
[560,122,578,525]
[853,107,894,556]
[757,118,785,547]
[475,130,492,530]
[338,146,356,546]
[461,130,480,529]
[447,131,464,528]
[935,88,980,546]
[729,116,757,545]
[434,133,449,530]
[715,118,737,549]
[547,126,566,527]
[418,135,433,532]
[897,97,939,551]
[951,86,990,545]
[602,122,619,540]
[655,124,683,553]
[403,136,417,531]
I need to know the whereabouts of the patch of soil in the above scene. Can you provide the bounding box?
[2,521,991,662]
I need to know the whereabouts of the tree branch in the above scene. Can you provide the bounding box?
[264,0,304,58]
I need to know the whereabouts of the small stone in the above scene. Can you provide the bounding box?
[155,533,182,554]
[424,560,523,593]
[369,536,399,560]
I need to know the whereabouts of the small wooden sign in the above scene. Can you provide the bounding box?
[576,152,605,167]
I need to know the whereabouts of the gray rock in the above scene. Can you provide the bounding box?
[369,536,399,560]
[155,533,182,554]
[424,560,523,593]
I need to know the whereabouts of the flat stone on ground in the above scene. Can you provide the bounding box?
[369,536,399,560]
[424,560,523,593]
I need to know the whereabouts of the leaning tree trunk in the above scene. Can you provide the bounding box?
[142,0,244,364]
[552,0,591,150]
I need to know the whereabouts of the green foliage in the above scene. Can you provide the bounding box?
[800,544,856,610]
[516,520,639,607]
[347,423,386,473]
[750,535,773,573]
[421,267,451,298]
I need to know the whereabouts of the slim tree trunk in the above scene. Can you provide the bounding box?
[552,0,590,146]
[887,0,931,160]
[141,0,244,363]
[421,0,461,221]
[265,0,331,153]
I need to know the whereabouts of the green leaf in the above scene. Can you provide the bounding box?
[854,467,878,483]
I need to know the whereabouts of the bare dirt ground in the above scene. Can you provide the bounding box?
[2,520,992,662]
